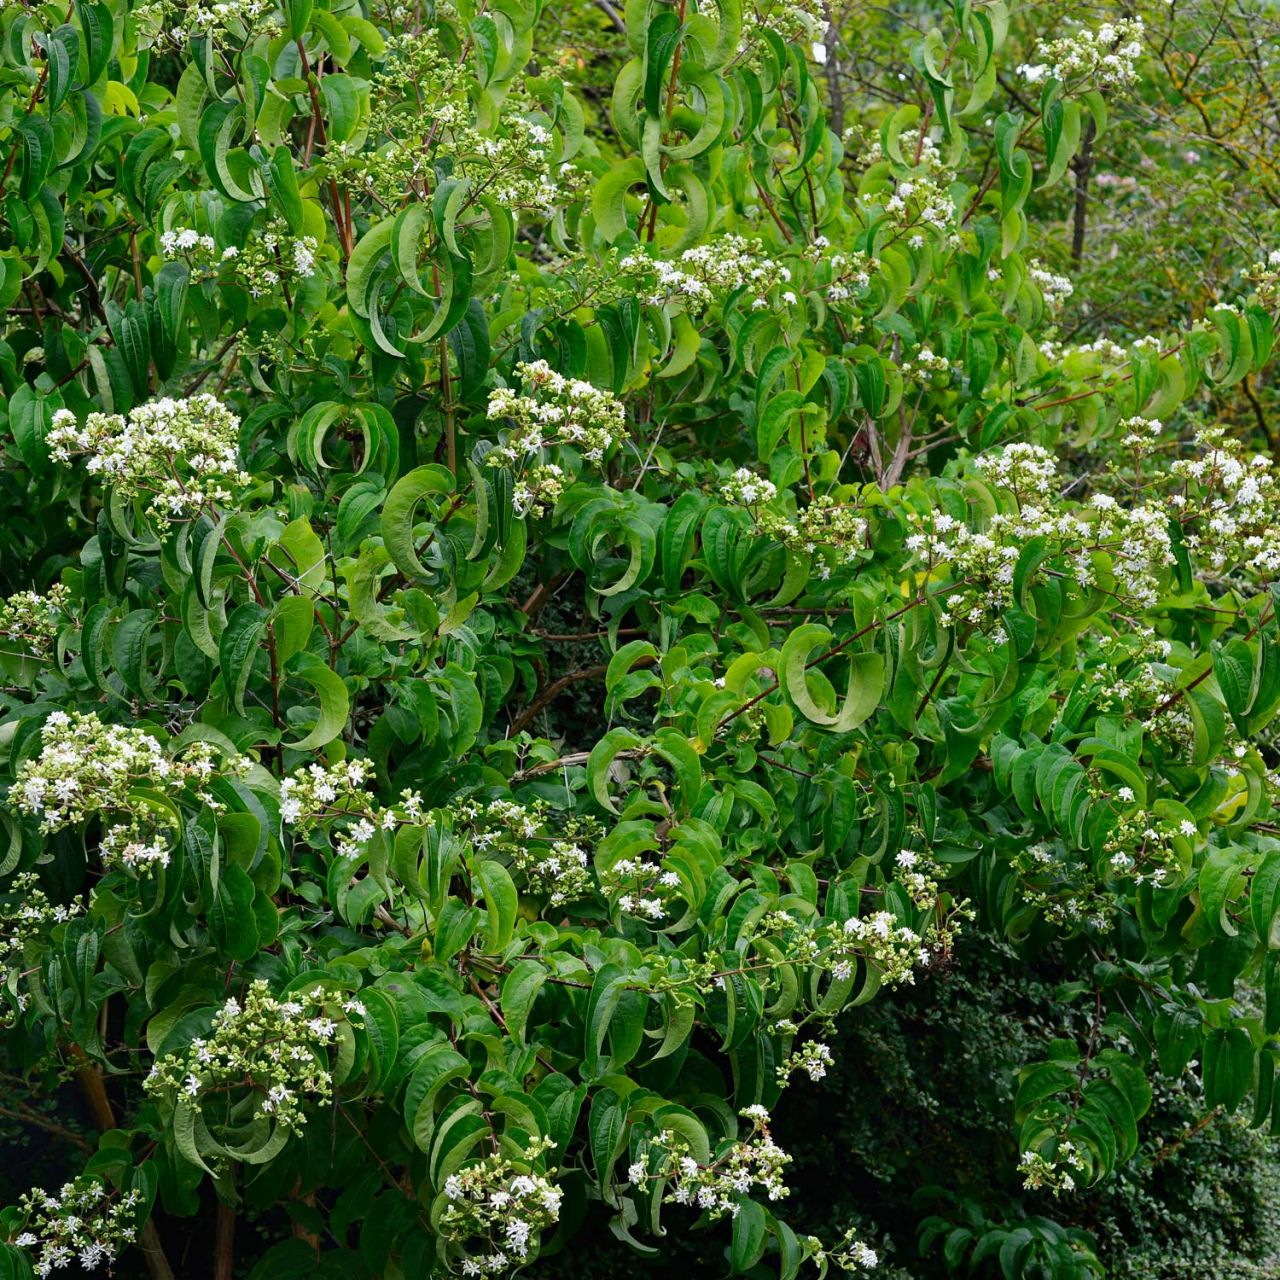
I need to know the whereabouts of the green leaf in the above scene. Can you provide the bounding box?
[347,217,395,319]
[730,1197,767,1274]
[210,864,259,961]
[1204,1027,1254,1114]
[219,603,270,716]
[591,158,646,242]
[282,653,348,751]
[476,859,517,953]
[381,465,454,581]
[500,960,546,1043]
[781,624,884,731]
[1199,846,1249,937]
[651,727,702,811]
[587,727,642,814]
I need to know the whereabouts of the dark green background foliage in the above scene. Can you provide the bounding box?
[3,0,1280,1277]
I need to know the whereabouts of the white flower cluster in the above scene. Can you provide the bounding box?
[345,75,581,214]
[456,797,599,908]
[630,1107,792,1217]
[10,1177,143,1278]
[1102,808,1190,890]
[1013,840,1113,932]
[972,442,1058,497]
[894,848,945,910]
[815,1229,880,1272]
[1117,414,1163,456]
[161,222,319,297]
[721,467,777,507]
[487,361,624,470]
[1029,260,1074,308]
[145,981,363,1133]
[46,394,248,525]
[279,758,378,829]
[1014,793,1195,932]
[13,712,245,874]
[777,1040,834,1086]
[818,245,875,306]
[0,583,69,657]
[1019,18,1144,90]
[882,173,955,237]
[0,872,85,1027]
[907,444,1180,627]
[1088,496,1174,609]
[1036,334,1135,366]
[757,874,970,990]
[1019,1141,1088,1195]
[602,852,683,923]
[1172,427,1280,576]
[619,237,793,313]
[859,128,945,174]
[439,1138,563,1277]
[899,345,952,381]
[158,227,219,271]
[833,911,933,986]
[1244,249,1280,307]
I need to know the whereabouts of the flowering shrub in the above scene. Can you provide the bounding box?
[1,0,1279,1278]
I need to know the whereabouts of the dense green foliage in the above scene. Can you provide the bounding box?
[2,0,1280,1276]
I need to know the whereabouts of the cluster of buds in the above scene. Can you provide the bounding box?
[439,1137,563,1277]
[1013,839,1116,931]
[46,394,248,526]
[758,495,869,570]
[740,0,827,44]
[0,872,85,1027]
[131,0,280,50]
[511,463,568,518]
[9,1177,143,1278]
[0,583,70,658]
[1013,840,1114,932]
[1101,801,1195,894]
[145,981,364,1134]
[1244,249,1280,308]
[13,712,248,874]
[487,361,624,469]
